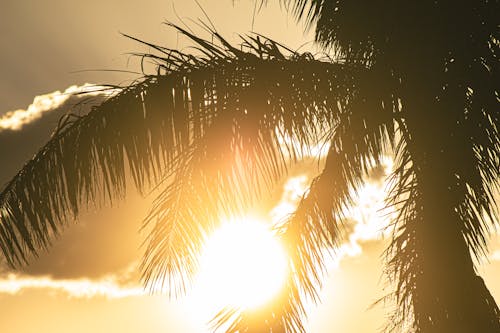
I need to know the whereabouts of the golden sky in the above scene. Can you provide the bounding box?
[1,1,499,332]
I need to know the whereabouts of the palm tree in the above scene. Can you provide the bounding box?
[286,1,500,332]
[0,0,498,332]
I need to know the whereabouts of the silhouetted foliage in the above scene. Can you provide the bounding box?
[0,1,499,332]
[282,0,499,332]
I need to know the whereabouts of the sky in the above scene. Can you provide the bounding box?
[1,1,499,332]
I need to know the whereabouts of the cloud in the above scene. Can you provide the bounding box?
[269,156,394,269]
[20,194,149,281]
[0,84,115,186]
[270,174,310,223]
[0,84,115,131]
[327,172,394,268]
[0,261,144,299]
[0,272,143,299]
[277,130,331,161]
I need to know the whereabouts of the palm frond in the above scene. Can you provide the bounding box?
[3,3,498,331]
[212,67,397,332]
[0,25,360,286]
[139,27,370,298]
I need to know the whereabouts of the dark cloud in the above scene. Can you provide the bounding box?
[21,196,147,281]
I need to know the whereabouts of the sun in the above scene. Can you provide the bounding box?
[193,217,288,312]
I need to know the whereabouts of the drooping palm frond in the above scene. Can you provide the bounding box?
[2,1,498,331]
[0,22,371,328]
[137,27,373,300]
[212,65,398,332]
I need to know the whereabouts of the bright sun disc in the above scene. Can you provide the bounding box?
[197,217,288,310]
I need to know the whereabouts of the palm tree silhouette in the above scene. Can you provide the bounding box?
[296,1,500,332]
[0,1,498,332]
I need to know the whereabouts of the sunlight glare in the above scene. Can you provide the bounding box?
[195,217,288,311]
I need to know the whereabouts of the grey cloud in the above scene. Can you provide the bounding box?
[21,194,148,281]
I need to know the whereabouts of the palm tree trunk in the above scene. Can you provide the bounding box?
[400,67,500,332]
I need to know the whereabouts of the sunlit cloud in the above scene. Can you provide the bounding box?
[0,262,144,299]
[270,174,310,223]
[328,158,394,268]
[0,84,117,131]
[269,156,394,269]
[0,273,144,299]
[277,125,331,161]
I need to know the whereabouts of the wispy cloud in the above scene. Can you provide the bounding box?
[0,84,116,131]
[0,261,144,299]
[0,273,144,299]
